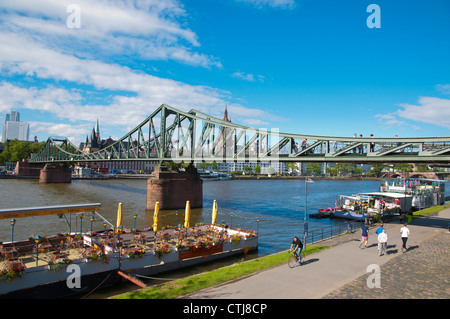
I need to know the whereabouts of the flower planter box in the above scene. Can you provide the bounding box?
[178,243,223,260]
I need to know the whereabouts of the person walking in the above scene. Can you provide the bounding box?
[359,223,369,249]
[400,224,410,252]
[377,229,388,256]
[375,223,385,252]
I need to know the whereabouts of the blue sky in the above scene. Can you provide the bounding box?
[0,0,449,146]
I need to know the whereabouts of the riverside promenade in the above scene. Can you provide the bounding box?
[184,208,450,299]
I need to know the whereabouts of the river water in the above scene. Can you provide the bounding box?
[0,177,397,253]
[1,177,448,298]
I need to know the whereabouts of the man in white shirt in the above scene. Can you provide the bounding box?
[400,224,410,252]
[377,229,388,256]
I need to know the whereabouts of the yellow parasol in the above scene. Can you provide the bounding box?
[211,200,218,225]
[153,202,160,232]
[116,202,123,234]
[184,201,191,228]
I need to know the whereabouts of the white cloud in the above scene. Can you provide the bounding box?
[397,97,450,129]
[0,0,221,68]
[0,1,285,144]
[435,84,450,95]
[232,71,265,82]
[237,0,296,9]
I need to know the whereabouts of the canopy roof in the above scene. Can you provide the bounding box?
[0,203,101,220]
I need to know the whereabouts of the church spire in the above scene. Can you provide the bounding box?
[223,104,231,122]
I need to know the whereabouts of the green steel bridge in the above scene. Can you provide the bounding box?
[29,104,450,164]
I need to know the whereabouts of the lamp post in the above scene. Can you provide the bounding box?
[89,215,94,234]
[79,213,84,235]
[304,177,314,250]
[103,221,107,232]
[34,235,41,267]
[230,214,234,229]
[175,211,178,227]
[10,219,16,247]
[133,213,137,231]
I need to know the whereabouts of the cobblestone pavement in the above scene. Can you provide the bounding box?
[322,228,450,299]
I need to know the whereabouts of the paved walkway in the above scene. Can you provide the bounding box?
[183,208,450,299]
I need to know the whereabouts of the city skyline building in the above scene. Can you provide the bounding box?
[1,111,30,143]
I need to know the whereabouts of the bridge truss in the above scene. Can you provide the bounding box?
[29,104,450,164]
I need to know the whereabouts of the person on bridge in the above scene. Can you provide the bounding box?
[290,236,303,264]
[301,139,307,150]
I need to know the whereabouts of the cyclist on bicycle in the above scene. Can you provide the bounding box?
[289,236,303,263]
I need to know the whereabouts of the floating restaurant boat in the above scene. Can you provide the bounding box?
[331,177,446,222]
[0,201,258,299]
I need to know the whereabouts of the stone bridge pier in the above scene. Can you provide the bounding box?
[146,165,203,211]
[39,163,72,183]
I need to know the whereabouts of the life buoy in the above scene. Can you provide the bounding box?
[394,198,400,205]
[379,199,386,207]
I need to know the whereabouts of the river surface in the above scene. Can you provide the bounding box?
[1,177,448,298]
[1,177,429,253]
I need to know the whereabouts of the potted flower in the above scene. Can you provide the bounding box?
[5,264,25,281]
[231,235,241,245]
[128,248,145,259]
[48,258,72,271]
[175,243,189,251]
[155,247,171,259]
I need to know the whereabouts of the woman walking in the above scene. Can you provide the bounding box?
[400,224,410,252]
[359,223,369,249]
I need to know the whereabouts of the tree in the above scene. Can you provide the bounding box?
[393,163,414,173]
[243,165,253,174]
[197,162,218,171]
[254,165,261,174]
[285,162,298,173]
[370,163,389,177]
[335,163,353,176]
[267,167,276,176]
[305,163,321,176]
[416,163,431,172]
[0,140,45,164]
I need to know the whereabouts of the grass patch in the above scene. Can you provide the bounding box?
[115,245,329,299]
[412,204,449,219]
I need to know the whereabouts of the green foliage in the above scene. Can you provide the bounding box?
[305,163,321,175]
[285,162,298,172]
[197,161,218,171]
[0,140,45,164]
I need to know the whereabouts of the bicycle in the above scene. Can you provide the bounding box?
[288,249,306,268]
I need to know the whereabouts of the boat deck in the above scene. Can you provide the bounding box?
[0,224,257,277]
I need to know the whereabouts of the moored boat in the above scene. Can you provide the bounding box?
[332,195,370,221]
[309,208,334,219]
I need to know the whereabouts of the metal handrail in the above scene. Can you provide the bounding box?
[306,221,361,245]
